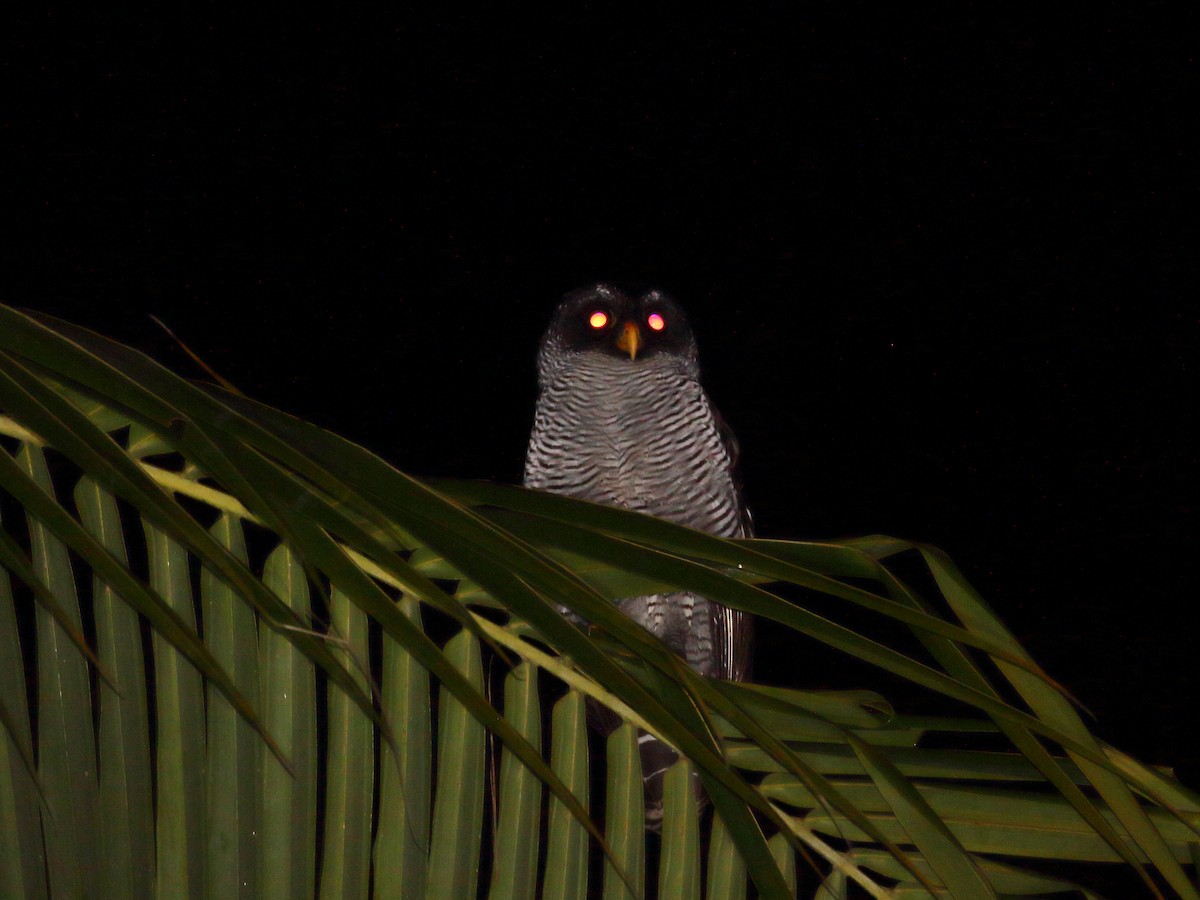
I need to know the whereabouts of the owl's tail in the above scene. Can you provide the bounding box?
[589,702,705,831]
[638,730,681,832]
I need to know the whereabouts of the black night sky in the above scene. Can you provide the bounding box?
[5,5,1197,799]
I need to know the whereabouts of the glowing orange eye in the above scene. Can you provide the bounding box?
[588,311,609,329]
[647,313,665,331]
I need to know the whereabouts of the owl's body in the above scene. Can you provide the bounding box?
[526,345,748,678]
[524,284,752,826]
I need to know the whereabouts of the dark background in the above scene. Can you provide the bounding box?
[5,5,1196,799]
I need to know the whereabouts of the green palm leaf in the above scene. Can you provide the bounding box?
[1,302,1197,898]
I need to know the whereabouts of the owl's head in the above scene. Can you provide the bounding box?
[538,284,699,377]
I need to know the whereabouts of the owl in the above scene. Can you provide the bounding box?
[524,283,752,828]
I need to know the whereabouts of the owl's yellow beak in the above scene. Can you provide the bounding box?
[616,321,641,360]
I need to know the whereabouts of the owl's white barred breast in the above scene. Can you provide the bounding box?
[525,352,744,540]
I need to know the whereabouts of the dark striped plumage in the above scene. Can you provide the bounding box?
[524,284,752,827]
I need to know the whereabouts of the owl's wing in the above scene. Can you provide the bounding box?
[711,400,754,682]
[712,401,754,537]
[716,605,754,682]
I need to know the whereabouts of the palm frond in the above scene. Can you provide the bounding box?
[1,303,1197,898]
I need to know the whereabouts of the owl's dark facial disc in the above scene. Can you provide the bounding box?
[547,283,696,363]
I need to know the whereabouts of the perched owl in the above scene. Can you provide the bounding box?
[524,283,752,828]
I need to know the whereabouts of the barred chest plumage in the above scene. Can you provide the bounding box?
[525,352,743,541]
